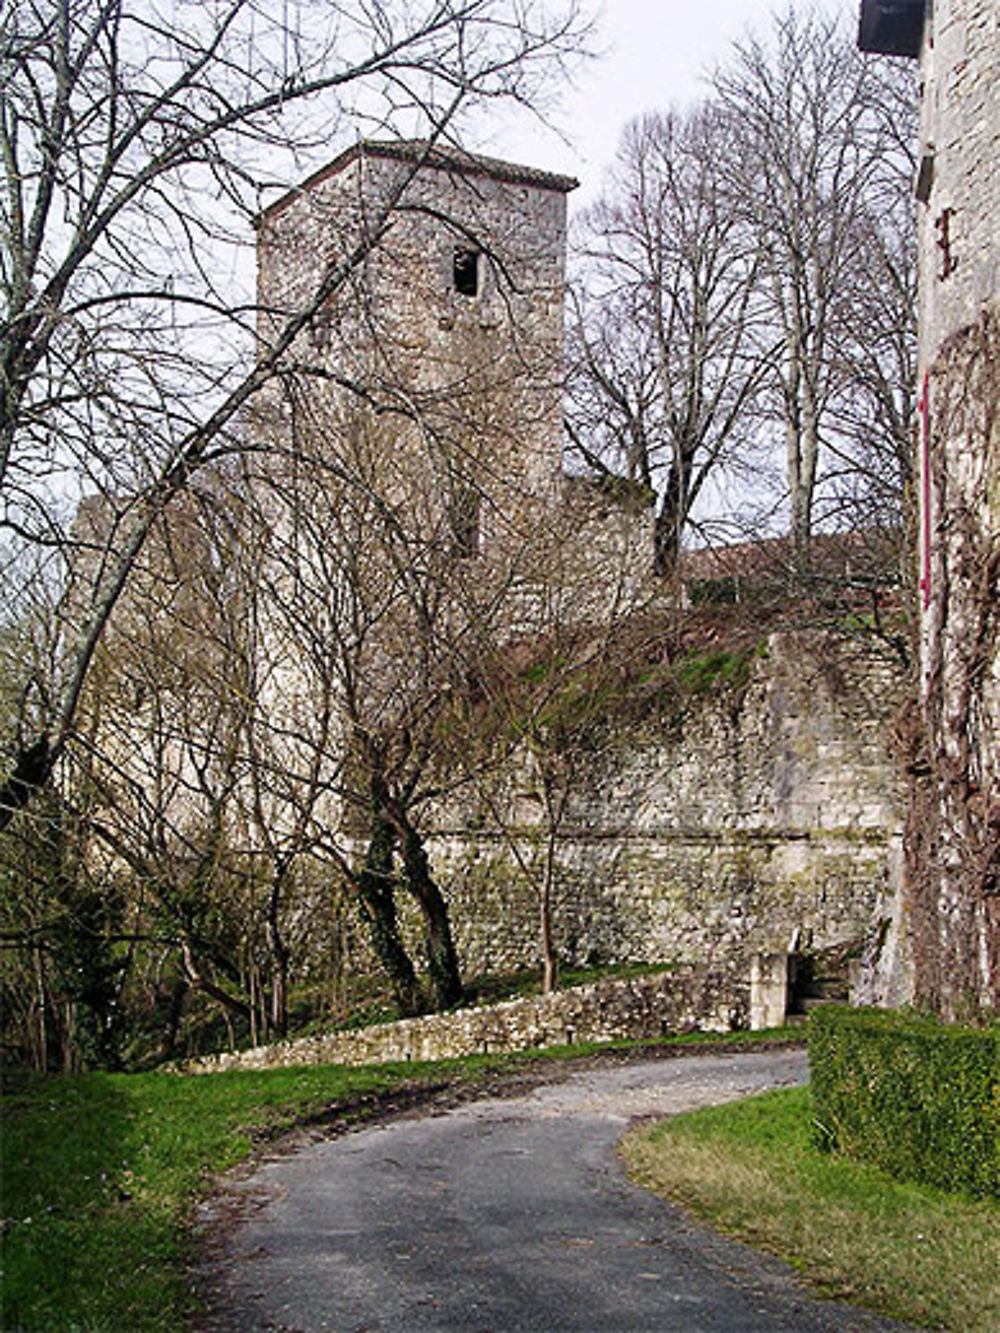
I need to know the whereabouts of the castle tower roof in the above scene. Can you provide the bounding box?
[262,139,579,223]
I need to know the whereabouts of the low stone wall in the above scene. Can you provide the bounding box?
[185,968,748,1075]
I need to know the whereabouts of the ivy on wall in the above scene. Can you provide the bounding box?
[900,309,1000,1017]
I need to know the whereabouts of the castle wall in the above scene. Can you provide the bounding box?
[908,0,1000,1013]
[916,0,999,367]
[249,143,653,697]
[246,142,912,1009]
[423,632,907,997]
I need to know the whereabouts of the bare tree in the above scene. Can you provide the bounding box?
[568,8,916,584]
[713,5,916,557]
[239,424,445,1017]
[439,479,652,994]
[568,105,768,574]
[0,0,591,1044]
[0,0,588,829]
[825,62,918,537]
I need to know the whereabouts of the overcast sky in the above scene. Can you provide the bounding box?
[472,0,848,206]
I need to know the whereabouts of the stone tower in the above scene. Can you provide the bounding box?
[255,141,578,556]
[861,0,999,1013]
[914,0,1000,1014]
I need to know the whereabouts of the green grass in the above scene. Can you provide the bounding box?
[676,645,756,693]
[622,1086,1000,1331]
[1,1061,417,1330]
[1,1029,797,1331]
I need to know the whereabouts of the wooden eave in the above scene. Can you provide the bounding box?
[858,0,926,57]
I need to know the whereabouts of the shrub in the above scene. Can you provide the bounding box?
[688,575,738,606]
[808,1006,1000,1199]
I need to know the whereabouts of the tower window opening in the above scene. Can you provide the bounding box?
[449,486,481,558]
[453,247,480,297]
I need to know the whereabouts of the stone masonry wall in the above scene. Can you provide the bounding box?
[907,311,1000,1013]
[916,0,999,368]
[256,144,573,506]
[907,0,1000,1013]
[245,144,911,1009]
[426,631,907,994]
[254,142,653,603]
[186,967,747,1073]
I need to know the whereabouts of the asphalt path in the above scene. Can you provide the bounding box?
[198,1047,912,1332]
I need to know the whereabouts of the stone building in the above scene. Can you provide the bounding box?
[254,138,653,627]
[861,0,999,1013]
[63,135,920,1042]
[246,137,906,999]
[256,141,574,550]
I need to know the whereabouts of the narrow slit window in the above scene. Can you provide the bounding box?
[450,486,481,558]
[453,247,480,297]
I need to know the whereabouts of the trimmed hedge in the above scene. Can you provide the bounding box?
[808,1006,1000,1199]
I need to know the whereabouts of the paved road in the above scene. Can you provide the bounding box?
[199,1048,911,1332]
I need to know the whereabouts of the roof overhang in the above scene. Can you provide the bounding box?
[260,140,579,225]
[858,0,926,57]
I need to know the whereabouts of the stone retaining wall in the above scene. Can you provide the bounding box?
[185,968,747,1074]
[426,631,906,990]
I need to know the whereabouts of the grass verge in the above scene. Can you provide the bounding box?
[1,1028,796,1331]
[622,1085,1000,1331]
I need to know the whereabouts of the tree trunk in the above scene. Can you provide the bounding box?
[0,737,55,836]
[398,820,463,1011]
[653,503,682,577]
[539,826,559,996]
[265,877,291,1038]
[798,383,820,559]
[163,979,189,1061]
[784,306,819,564]
[789,481,813,571]
[33,943,48,1072]
[268,954,289,1039]
[355,816,424,1017]
[179,939,253,1024]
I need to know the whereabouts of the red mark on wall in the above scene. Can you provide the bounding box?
[918,372,932,611]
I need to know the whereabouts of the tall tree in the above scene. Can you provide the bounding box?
[714,6,916,556]
[568,105,767,574]
[0,0,587,830]
[824,61,918,539]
